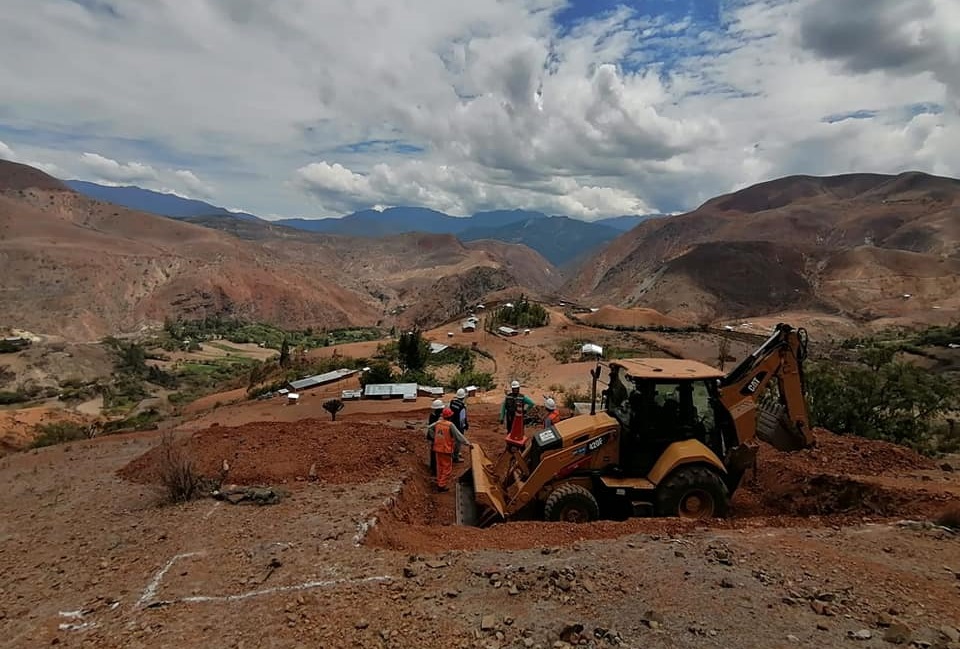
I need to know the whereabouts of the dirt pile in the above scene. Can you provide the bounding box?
[764,428,938,476]
[118,419,421,485]
[745,429,948,518]
[581,306,687,328]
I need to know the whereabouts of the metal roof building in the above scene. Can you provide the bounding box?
[363,383,418,400]
[288,368,359,391]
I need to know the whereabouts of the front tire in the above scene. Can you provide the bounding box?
[656,466,730,519]
[544,484,600,523]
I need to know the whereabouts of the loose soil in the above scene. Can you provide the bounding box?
[119,413,959,556]
[119,419,422,486]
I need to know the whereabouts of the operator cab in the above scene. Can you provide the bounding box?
[603,359,726,477]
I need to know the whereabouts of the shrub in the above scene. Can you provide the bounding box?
[157,431,204,504]
[447,371,495,391]
[32,422,88,448]
[0,390,30,405]
[562,391,592,410]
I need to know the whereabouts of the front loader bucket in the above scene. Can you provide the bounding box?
[455,443,507,527]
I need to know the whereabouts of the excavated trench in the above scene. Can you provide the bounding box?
[364,431,958,552]
[117,418,958,554]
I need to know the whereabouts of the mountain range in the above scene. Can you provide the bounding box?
[572,171,960,326]
[3,161,558,340]
[60,181,657,266]
[5,161,958,340]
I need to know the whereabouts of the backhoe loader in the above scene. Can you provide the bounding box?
[456,323,814,526]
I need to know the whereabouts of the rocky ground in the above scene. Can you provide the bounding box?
[1,405,958,649]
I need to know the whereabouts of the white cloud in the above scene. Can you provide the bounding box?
[78,152,158,184]
[0,0,957,218]
[0,140,15,161]
[173,169,214,198]
[71,152,214,199]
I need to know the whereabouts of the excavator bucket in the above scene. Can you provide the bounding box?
[455,443,507,527]
[756,403,813,451]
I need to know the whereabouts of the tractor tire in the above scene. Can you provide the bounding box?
[656,466,730,520]
[543,484,600,523]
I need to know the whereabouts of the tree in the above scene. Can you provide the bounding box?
[279,339,291,368]
[361,361,394,386]
[717,336,731,371]
[805,347,959,450]
[397,329,429,373]
[323,399,345,421]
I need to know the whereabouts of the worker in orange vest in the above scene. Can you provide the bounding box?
[427,407,471,492]
[544,397,561,428]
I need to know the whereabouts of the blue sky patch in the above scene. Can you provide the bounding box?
[821,109,879,124]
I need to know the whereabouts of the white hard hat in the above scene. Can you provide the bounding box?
[545,397,556,411]
[456,388,467,399]
[431,399,444,410]
[510,380,520,389]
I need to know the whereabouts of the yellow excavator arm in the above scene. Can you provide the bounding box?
[717,323,814,451]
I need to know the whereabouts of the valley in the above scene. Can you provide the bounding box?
[1,161,959,649]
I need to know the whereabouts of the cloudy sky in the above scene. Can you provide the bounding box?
[0,0,957,220]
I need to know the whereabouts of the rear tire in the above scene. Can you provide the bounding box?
[544,484,600,523]
[656,466,730,519]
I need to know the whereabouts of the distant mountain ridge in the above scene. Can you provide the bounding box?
[63,181,661,266]
[63,180,262,221]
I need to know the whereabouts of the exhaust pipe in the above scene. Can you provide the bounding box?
[589,361,601,415]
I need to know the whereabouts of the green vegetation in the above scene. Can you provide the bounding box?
[167,356,260,405]
[160,316,381,351]
[839,323,960,353]
[487,295,549,329]
[396,329,430,373]
[806,344,959,454]
[447,371,496,391]
[97,336,265,412]
[552,339,588,363]
[359,360,395,386]
[31,421,89,448]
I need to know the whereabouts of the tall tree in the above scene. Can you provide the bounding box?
[279,339,291,368]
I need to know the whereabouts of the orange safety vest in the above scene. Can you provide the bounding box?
[432,420,455,454]
[545,410,560,426]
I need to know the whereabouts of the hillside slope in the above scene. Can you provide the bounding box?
[1,161,559,339]
[458,216,621,266]
[570,172,960,324]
